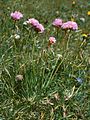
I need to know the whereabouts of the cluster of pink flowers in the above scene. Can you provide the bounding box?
[10,11,23,20]
[52,18,78,30]
[10,11,44,33]
[26,18,44,33]
[10,10,78,38]
[52,18,63,27]
[10,11,78,32]
[61,21,78,30]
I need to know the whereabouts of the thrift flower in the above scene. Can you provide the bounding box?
[35,23,44,33]
[27,18,44,33]
[61,21,78,30]
[49,37,56,45]
[10,11,23,20]
[52,18,63,28]
[27,18,39,27]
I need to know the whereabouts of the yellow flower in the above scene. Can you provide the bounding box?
[87,11,90,16]
[82,34,87,38]
[72,1,76,5]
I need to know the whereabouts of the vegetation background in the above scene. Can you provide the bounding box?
[0,0,90,119]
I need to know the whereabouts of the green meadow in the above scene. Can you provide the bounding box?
[0,0,90,119]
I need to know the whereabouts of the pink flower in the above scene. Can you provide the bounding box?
[35,23,44,33]
[61,21,78,30]
[52,18,63,27]
[10,11,23,20]
[27,18,39,27]
[49,37,56,44]
[27,18,44,33]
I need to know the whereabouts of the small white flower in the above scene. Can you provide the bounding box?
[14,34,20,40]
[57,54,62,58]
[23,21,28,25]
[80,17,85,22]
[16,75,23,81]
[10,35,13,38]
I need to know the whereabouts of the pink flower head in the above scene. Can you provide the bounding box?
[27,18,39,27]
[61,21,78,30]
[35,23,44,33]
[10,11,23,20]
[49,37,56,45]
[52,18,63,27]
[27,18,44,33]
